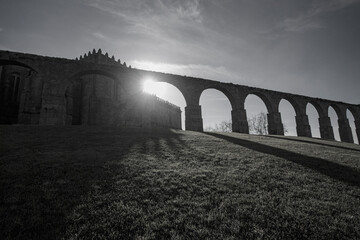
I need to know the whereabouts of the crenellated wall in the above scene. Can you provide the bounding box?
[0,49,359,143]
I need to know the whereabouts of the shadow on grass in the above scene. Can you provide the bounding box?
[0,126,186,239]
[204,132,360,187]
[264,135,360,152]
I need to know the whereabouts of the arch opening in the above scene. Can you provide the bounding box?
[279,99,297,136]
[0,59,38,73]
[346,109,359,144]
[200,89,232,132]
[0,64,36,124]
[306,103,321,138]
[328,106,340,141]
[66,72,117,125]
[245,94,269,135]
[141,80,186,130]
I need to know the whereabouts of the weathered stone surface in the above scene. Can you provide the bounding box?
[231,109,249,133]
[0,50,182,129]
[296,114,312,137]
[185,105,203,131]
[338,118,354,143]
[356,120,360,143]
[319,117,335,140]
[267,112,284,135]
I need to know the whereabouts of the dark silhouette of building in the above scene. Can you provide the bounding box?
[0,49,359,143]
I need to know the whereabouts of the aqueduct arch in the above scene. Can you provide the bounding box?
[0,49,359,144]
[244,94,269,134]
[346,109,359,144]
[278,99,297,136]
[199,88,234,131]
[244,91,274,113]
[329,103,354,143]
[306,102,321,138]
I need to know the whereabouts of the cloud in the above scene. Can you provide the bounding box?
[130,60,241,83]
[278,14,324,33]
[84,0,202,23]
[81,0,204,42]
[92,31,107,40]
[80,0,234,71]
[159,0,202,23]
[262,0,360,36]
[0,28,3,33]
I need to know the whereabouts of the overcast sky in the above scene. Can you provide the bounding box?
[0,0,359,142]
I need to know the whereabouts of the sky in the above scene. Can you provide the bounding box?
[0,0,359,142]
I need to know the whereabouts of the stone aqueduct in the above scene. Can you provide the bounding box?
[1,49,359,144]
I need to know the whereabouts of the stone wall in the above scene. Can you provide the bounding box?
[0,62,182,129]
[141,94,182,129]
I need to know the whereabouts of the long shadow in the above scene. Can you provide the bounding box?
[264,135,360,152]
[204,132,360,187]
[0,126,187,239]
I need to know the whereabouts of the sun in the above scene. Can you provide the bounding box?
[142,78,166,97]
[143,79,156,94]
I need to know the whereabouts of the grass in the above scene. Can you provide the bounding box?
[0,126,360,239]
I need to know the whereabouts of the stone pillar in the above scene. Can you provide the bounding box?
[318,116,334,140]
[338,118,354,143]
[295,114,312,137]
[355,119,360,144]
[185,105,203,131]
[267,112,284,135]
[231,108,249,133]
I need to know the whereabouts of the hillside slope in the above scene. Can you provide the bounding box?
[1,126,360,239]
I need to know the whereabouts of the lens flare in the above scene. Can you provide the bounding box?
[142,79,167,97]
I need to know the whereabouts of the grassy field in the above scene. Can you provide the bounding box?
[1,126,360,239]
